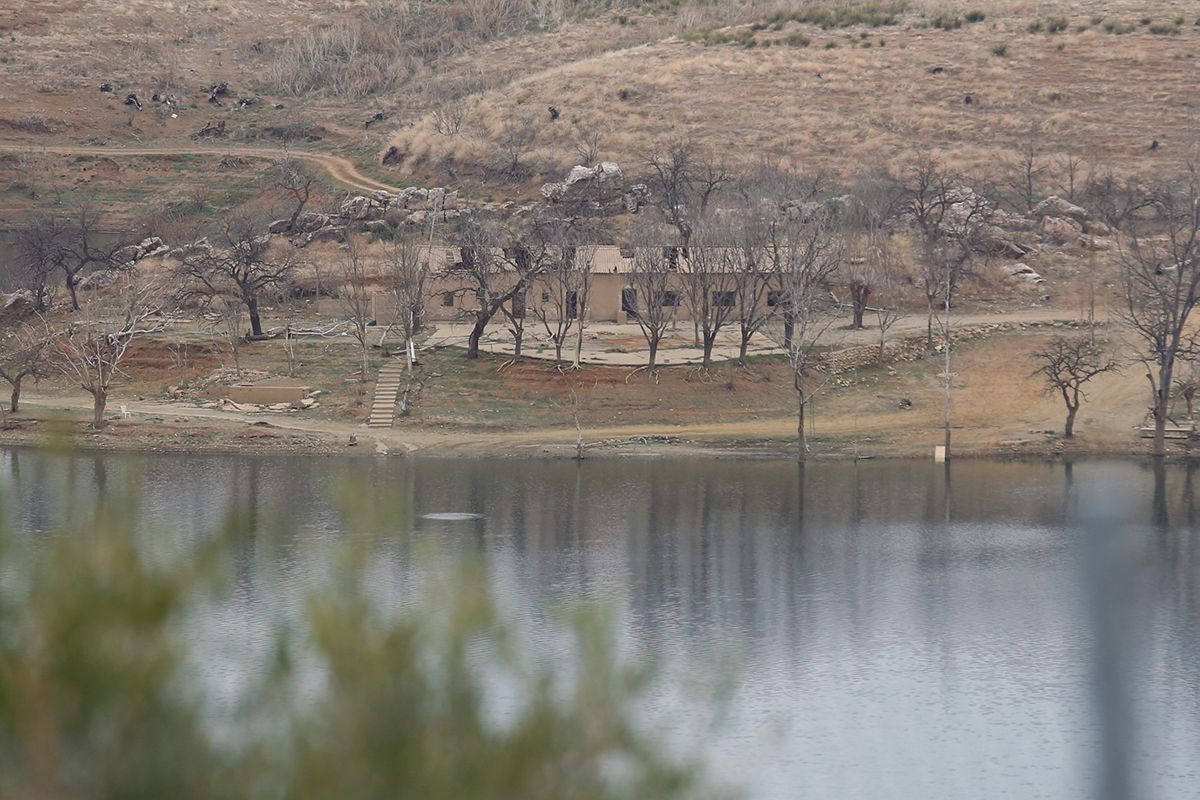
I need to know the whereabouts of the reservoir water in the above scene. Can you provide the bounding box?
[1,449,1197,799]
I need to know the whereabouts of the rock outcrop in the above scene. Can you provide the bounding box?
[540,162,647,214]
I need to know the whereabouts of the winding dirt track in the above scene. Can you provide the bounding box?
[0,142,401,194]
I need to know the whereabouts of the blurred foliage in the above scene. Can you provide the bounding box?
[0,469,708,800]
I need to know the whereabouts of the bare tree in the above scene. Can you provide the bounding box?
[729,226,778,365]
[898,154,992,348]
[457,218,551,360]
[382,236,431,369]
[272,281,302,378]
[10,216,61,312]
[499,294,527,362]
[1032,336,1118,438]
[874,304,904,362]
[1173,359,1199,420]
[337,236,375,383]
[644,141,731,252]
[1057,148,1084,203]
[767,214,844,459]
[207,295,246,376]
[841,170,904,329]
[432,98,467,136]
[494,116,537,181]
[1081,169,1150,232]
[681,228,739,370]
[177,213,295,337]
[46,277,171,428]
[1006,123,1045,213]
[1118,164,1200,455]
[0,321,49,415]
[569,247,595,370]
[571,124,603,166]
[626,244,677,370]
[534,244,592,369]
[273,151,318,233]
[38,201,137,312]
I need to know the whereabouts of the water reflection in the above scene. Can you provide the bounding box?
[0,450,1197,799]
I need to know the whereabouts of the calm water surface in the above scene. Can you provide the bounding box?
[1,449,1198,800]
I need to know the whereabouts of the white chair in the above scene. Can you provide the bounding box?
[120,404,132,419]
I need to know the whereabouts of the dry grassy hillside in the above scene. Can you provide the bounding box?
[389,1,1200,191]
[2,0,1199,209]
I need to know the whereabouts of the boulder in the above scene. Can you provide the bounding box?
[361,219,392,235]
[291,212,331,233]
[564,165,596,186]
[623,184,650,214]
[167,238,212,259]
[596,161,623,181]
[1078,234,1112,251]
[1083,220,1114,236]
[1033,196,1088,222]
[979,225,1031,258]
[1005,263,1045,285]
[1,290,37,317]
[268,219,292,234]
[541,182,567,202]
[1041,216,1084,245]
[113,244,142,264]
[339,195,372,221]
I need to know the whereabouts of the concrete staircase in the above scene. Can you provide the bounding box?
[367,359,407,428]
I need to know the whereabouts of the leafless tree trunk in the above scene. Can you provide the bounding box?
[0,322,49,415]
[534,245,593,369]
[626,245,677,370]
[176,213,295,338]
[681,231,739,370]
[45,277,171,428]
[208,296,246,376]
[337,236,374,383]
[1118,161,1200,455]
[765,214,843,460]
[874,305,903,361]
[273,151,318,233]
[459,218,552,360]
[1032,336,1119,438]
[383,236,432,367]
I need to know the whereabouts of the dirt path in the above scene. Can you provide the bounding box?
[0,141,399,194]
[430,308,1104,367]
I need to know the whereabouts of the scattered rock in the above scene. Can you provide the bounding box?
[1006,263,1046,284]
[1033,195,1089,222]
[364,110,391,129]
[1041,216,1084,245]
[217,154,250,170]
[1078,234,1112,251]
[193,120,227,139]
[208,81,230,105]
[99,82,113,93]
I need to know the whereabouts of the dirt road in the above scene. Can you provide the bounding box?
[0,141,399,194]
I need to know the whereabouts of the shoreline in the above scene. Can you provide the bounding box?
[2,409,1193,463]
